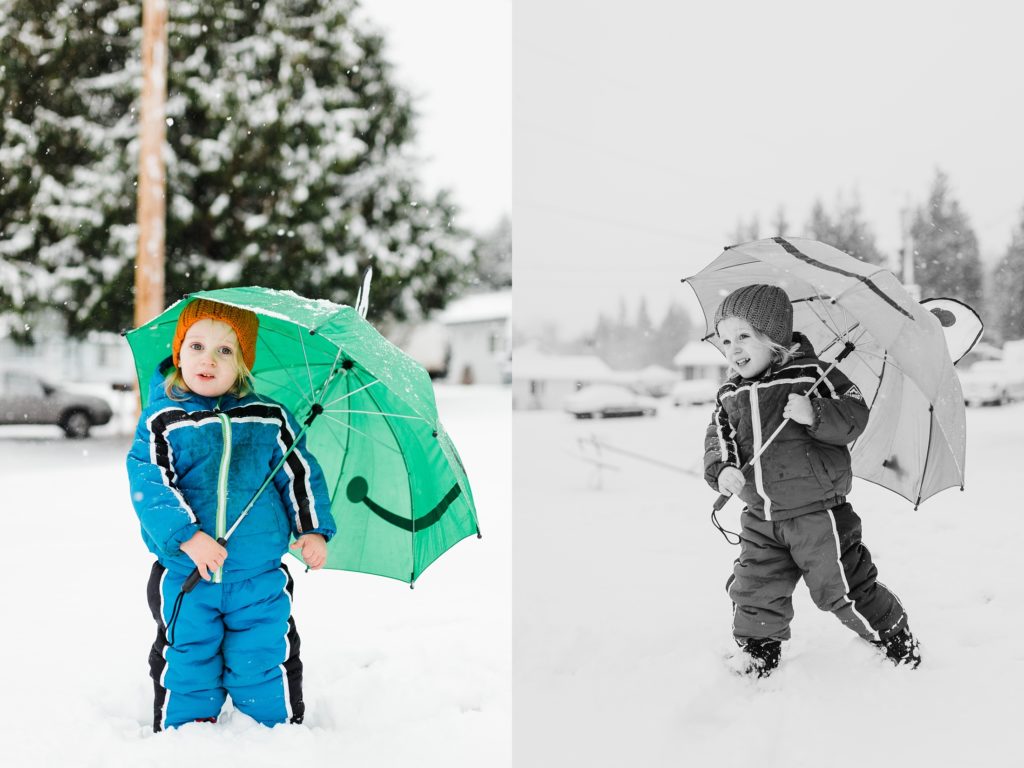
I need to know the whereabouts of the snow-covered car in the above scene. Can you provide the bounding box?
[564,384,658,419]
[0,369,113,438]
[671,377,720,406]
[958,361,1024,406]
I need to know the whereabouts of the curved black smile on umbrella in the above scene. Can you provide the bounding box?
[345,476,462,531]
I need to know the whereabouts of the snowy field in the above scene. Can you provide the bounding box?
[0,386,510,768]
[513,401,1023,768]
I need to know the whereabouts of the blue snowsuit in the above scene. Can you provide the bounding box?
[127,366,336,731]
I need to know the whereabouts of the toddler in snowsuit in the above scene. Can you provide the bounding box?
[127,299,337,730]
[703,284,920,676]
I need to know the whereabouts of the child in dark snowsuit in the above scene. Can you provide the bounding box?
[703,284,920,677]
[127,299,337,730]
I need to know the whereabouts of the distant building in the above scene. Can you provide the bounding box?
[391,320,450,379]
[673,340,729,381]
[438,289,511,385]
[631,364,679,396]
[0,310,135,386]
[512,345,617,410]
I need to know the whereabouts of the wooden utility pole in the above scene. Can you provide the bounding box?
[134,0,169,327]
[900,203,920,301]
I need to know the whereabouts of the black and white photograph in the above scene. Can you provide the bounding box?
[515,2,1022,766]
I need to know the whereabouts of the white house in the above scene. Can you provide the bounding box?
[0,310,136,386]
[673,340,729,381]
[437,289,512,385]
[512,345,617,410]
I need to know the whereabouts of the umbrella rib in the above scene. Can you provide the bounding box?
[298,325,317,403]
[809,294,850,343]
[258,340,315,410]
[848,349,883,379]
[319,412,403,455]
[352,369,421,582]
[803,299,850,346]
[313,345,348,408]
[846,347,909,376]
[322,409,428,423]
[320,378,380,409]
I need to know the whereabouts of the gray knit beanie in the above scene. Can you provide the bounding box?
[713,284,793,346]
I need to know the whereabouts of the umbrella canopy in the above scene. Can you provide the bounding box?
[684,237,967,508]
[126,286,479,584]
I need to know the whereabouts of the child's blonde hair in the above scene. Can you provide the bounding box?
[163,348,255,401]
[725,327,802,376]
[762,334,802,368]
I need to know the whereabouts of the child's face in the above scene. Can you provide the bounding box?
[179,319,241,398]
[717,317,773,379]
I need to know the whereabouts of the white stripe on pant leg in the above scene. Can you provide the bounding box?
[826,509,878,641]
[159,568,170,731]
[726,571,738,636]
[278,567,294,723]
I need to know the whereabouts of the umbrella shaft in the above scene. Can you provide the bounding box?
[742,356,841,468]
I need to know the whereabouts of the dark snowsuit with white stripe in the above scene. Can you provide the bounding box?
[703,334,908,643]
[127,366,336,731]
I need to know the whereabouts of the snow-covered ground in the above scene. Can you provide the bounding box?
[514,402,1022,768]
[0,385,510,767]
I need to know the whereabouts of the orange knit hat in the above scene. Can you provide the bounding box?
[172,299,260,370]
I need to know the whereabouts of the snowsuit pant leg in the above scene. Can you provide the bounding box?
[780,504,909,641]
[728,510,802,641]
[221,564,304,726]
[147,562,227,731]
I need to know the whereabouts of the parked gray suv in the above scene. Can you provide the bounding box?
[0,369,113,438]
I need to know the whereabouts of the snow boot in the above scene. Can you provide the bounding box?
[737,637,781,678]
[873,628,921,668]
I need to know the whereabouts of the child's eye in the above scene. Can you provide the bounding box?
[721,339,731,346]
[218,346,233,356]
[189,342,203,351]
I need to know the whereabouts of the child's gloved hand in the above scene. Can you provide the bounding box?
[784,393,815,426]
[717,466,746,497]
[290,533,327,570]
[179,530,228,581]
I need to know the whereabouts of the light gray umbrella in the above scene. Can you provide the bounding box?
[684,236,967,508]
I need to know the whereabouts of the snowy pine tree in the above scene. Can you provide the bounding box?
[804,192,886,265]
[728,215,760,245]
[910,170,983,308]
[991,206,1024,342]
[0,0,472,338]
[472,215,511,291]
[0,0,139,338]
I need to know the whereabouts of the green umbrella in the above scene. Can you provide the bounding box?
[125,286,479,585]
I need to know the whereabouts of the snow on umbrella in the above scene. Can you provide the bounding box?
[684,237,967,509]
[125,286,480,585]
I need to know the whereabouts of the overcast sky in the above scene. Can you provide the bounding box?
[358,0,511,234]
[516,1,1024,338]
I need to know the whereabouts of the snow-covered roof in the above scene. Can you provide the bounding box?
[513,346,614,381]
[439,290,512,325]
[637,364,678,383]
[673,340,726,367]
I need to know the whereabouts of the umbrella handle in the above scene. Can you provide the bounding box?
[181,537,228,594]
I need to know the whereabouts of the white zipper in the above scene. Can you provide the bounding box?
[749,382,772,520]
[214,410,231,583]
